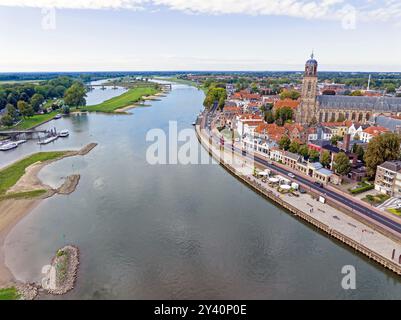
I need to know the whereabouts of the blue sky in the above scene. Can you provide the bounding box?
[0,0,400,72]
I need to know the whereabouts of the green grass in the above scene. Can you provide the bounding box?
[363,193,390,205]
[86,86,159,113]
[0,152,67,195]
[348,181,374,195]
[387,208,401,216]
[0,287,20,300]
[0,189,47,201]
[11,111,59,130]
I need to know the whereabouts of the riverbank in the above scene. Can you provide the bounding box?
[86,86,161,113]
[0,143,97,292]
[196,125,401,276]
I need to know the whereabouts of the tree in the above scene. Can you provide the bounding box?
[352,144,365,161]
[364,132,401,177]
[308,149,320,162]
[203,86,227,110]
[5,103,18,119]
[62,105,70,115]
[330,135,343,146]
[280,90,300,100]
[1,114,14,127]
[320,150,331,168]
[333,152,351,175]
[289,141,300,154]
[385,84,396,94]
[17,100,34,117]
[30,93,44,112]
[278,136,291,151]
[299,145,309,158]
[64,82,86,107]
[350,90,363,96]
[275,107,293,125]
[264,111,275,124]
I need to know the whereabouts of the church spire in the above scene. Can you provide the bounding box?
[311,50,314,60]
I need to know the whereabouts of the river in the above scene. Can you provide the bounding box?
[3,83,401,299]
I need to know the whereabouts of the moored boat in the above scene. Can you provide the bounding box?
[38,136,59,145]
[0,142,18,151]
[59,130,69,137]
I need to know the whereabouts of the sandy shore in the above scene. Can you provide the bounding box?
[114,91,168,113]
[0,143,97,288]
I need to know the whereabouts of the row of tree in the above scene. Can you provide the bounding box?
[1,78,86,127]
[203,84,227,110]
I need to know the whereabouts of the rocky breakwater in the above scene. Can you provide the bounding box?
[41,245,79,295]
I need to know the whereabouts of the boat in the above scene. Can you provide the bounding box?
[54,114,62,119]
[0,142,18,151]
[15,139,27,145]
[58,130,69,137]
[38,136,58,145]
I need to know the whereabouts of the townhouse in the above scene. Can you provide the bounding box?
[360,126,389,143]
[375,160,401,196]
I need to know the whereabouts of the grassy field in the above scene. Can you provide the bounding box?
[0,189,47,201]
[0,151,67,195]
[11,111,59,130]
[0,287,20,300]
[86,86,159,113]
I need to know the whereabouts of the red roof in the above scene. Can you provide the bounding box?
[239,114,263,121]
[363,126,388,136]
[255,123,286,142]
[223,106,241,112]
[274,98,300,110]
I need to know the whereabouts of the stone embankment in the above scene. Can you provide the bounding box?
[42,245,79,295]
[57,175,80,195]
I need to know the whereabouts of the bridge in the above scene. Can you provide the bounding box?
[0,129,50,139]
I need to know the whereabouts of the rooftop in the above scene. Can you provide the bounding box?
[379,161,401,172]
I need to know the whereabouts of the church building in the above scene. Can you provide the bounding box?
[296,54,401,125]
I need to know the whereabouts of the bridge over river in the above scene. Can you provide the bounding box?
[0,129,52,140]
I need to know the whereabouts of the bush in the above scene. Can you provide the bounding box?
[349,183,374,194]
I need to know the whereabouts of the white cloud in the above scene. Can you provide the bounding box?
[0,0,399,23]
[0,0,145,10]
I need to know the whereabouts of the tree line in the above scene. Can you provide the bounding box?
[0,77,86,127]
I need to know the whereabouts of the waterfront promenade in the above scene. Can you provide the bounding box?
[196,124,401,275]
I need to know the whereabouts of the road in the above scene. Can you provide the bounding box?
[198,110,401,235]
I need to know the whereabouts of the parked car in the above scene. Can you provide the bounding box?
[299,188,307,194]
[314,182,324,188]
[287,173,295,178]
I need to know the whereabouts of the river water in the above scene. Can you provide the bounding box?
[3,83,401,299]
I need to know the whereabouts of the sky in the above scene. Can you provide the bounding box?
[0,0,400,72]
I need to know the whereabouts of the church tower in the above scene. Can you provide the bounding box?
[296,53,318,124]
